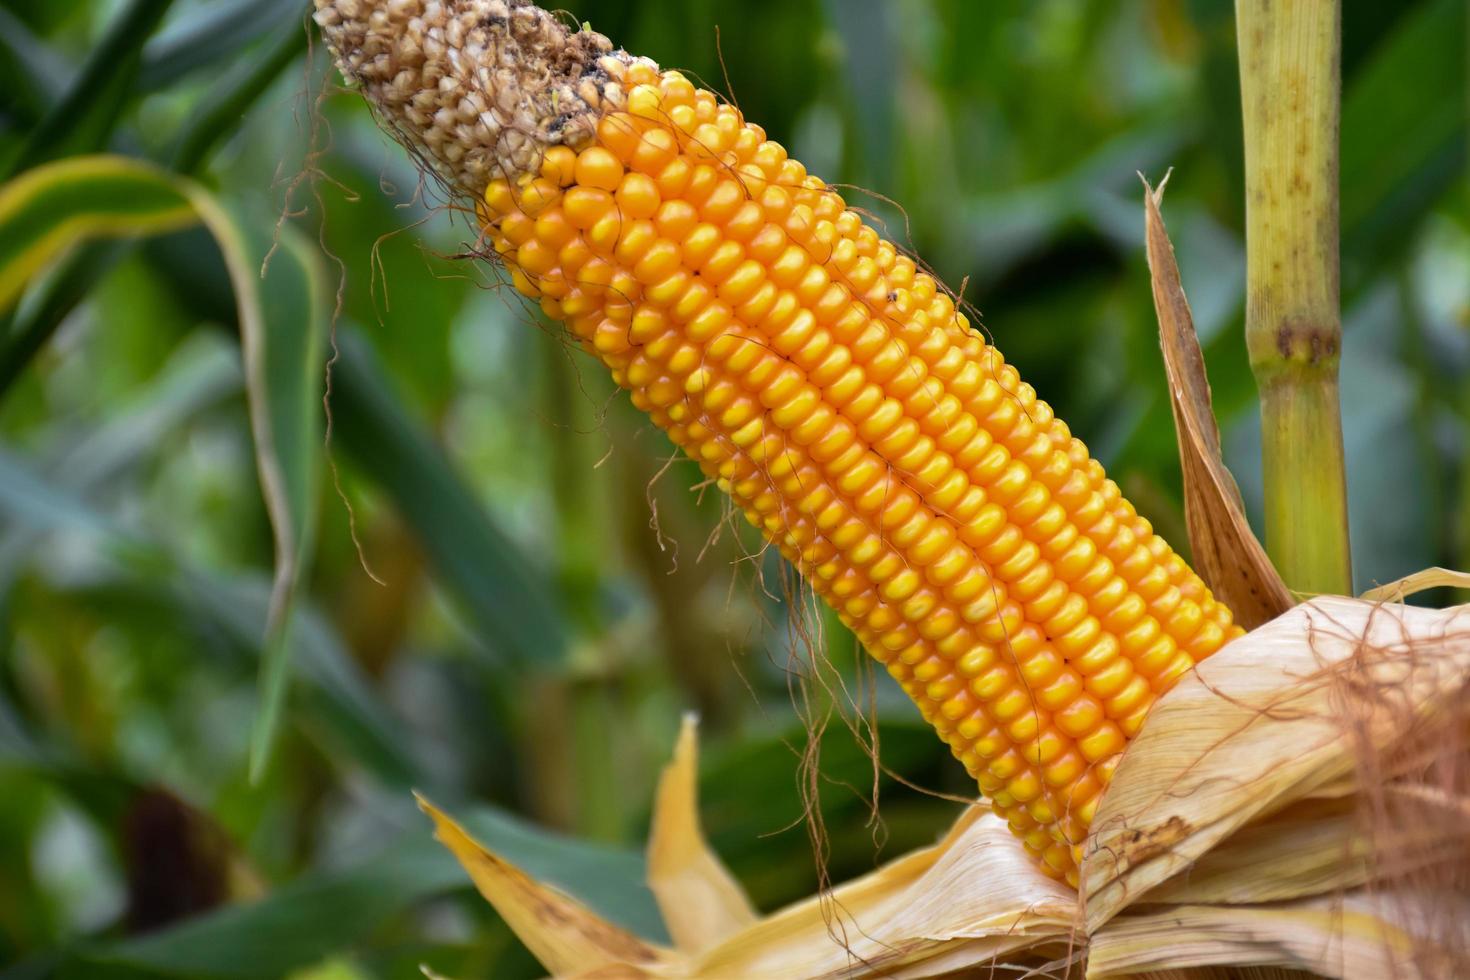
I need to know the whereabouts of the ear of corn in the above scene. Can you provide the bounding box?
[316,0,1242,886]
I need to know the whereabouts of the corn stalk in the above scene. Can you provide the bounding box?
[1236,0,1352,596]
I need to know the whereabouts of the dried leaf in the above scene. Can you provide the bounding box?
[415,794,680,977]
[690,808,1077,979]
[419,727,1075,978]
[1141,176,1294,628]
[646,715,757,953]
[1083,596,1470,931]
[1361,566,1470,602]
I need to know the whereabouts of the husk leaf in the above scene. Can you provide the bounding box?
[418,735,1076,978]
[418,597,1467,978]
[1087,888,1465,979]
[687,806,1076,979]
[646,714,758,953]
[1084,597,1470,932]
[1142,796,1370,906]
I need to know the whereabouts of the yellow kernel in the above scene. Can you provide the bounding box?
[654,200,699,240]
[540,146,578,186]
[1077,721,1125,763]
[1053,695,1103,738]
[563,187,614,229]
[484,179,515,216]
[631,126,679,175]
[634,240,681,285]
[616,172,661,219]
[680,224,722,268]
[576,146,624,191]
[597,112,642,161]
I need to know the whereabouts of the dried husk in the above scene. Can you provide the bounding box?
[1087,889,1458,978]
[646,715,757,953]
[1083,597,1470,929]
[419,730,1077,980]
[416,794,680,977]
[1142,177,1294,627]
[416,596,1469,979]
[684,805,1076,978]
[1361,567,1470,603]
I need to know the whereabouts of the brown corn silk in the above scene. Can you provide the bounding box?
[314,0,1243,883]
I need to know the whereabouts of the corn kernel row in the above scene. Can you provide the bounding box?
[480,62,1241,883]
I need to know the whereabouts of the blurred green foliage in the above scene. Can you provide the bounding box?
[0,0,1465,977]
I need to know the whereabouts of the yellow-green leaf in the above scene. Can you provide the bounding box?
[0,155,196,313]
[0,154,327,779]
[182,189,326,779]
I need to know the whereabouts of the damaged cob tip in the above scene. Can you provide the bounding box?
[311,0,653,193]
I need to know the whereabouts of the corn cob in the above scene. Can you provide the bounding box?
[315,0,1243,885]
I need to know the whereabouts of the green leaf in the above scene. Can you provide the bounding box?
[0,156,196,314]
[31,333,240,490]
[76,834,466,980]
[0,155,328,780]
[4,0,178,176]
[0,447,414,791]
[0,8,69,126]
[99,213,570,678]
[452,805,666,942]
[139,0,308,93]
[0,14,310,398]
[0,334,238,582]
[1341,0,1468,273]
[690,715,961,908]
[330,331,572,668]
[178,575,419,790]
[65,803,657,979]
[820,0,898,191]
[0,445,118,541]
[167,23,308,173]
[183,195,327,780]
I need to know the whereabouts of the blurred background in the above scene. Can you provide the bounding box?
[0,0,1464,976]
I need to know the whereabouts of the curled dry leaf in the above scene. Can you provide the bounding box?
[1360,566,1470,603]
[1142,795,1371,906]
[1141,177,1294,627]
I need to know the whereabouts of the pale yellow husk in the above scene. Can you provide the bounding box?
[1086,889,1454,978]
[646,715,758,953]
[1083,596,1469,929]
[418,596,1468,978]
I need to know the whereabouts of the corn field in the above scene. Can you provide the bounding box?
[0,1,1466,978]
